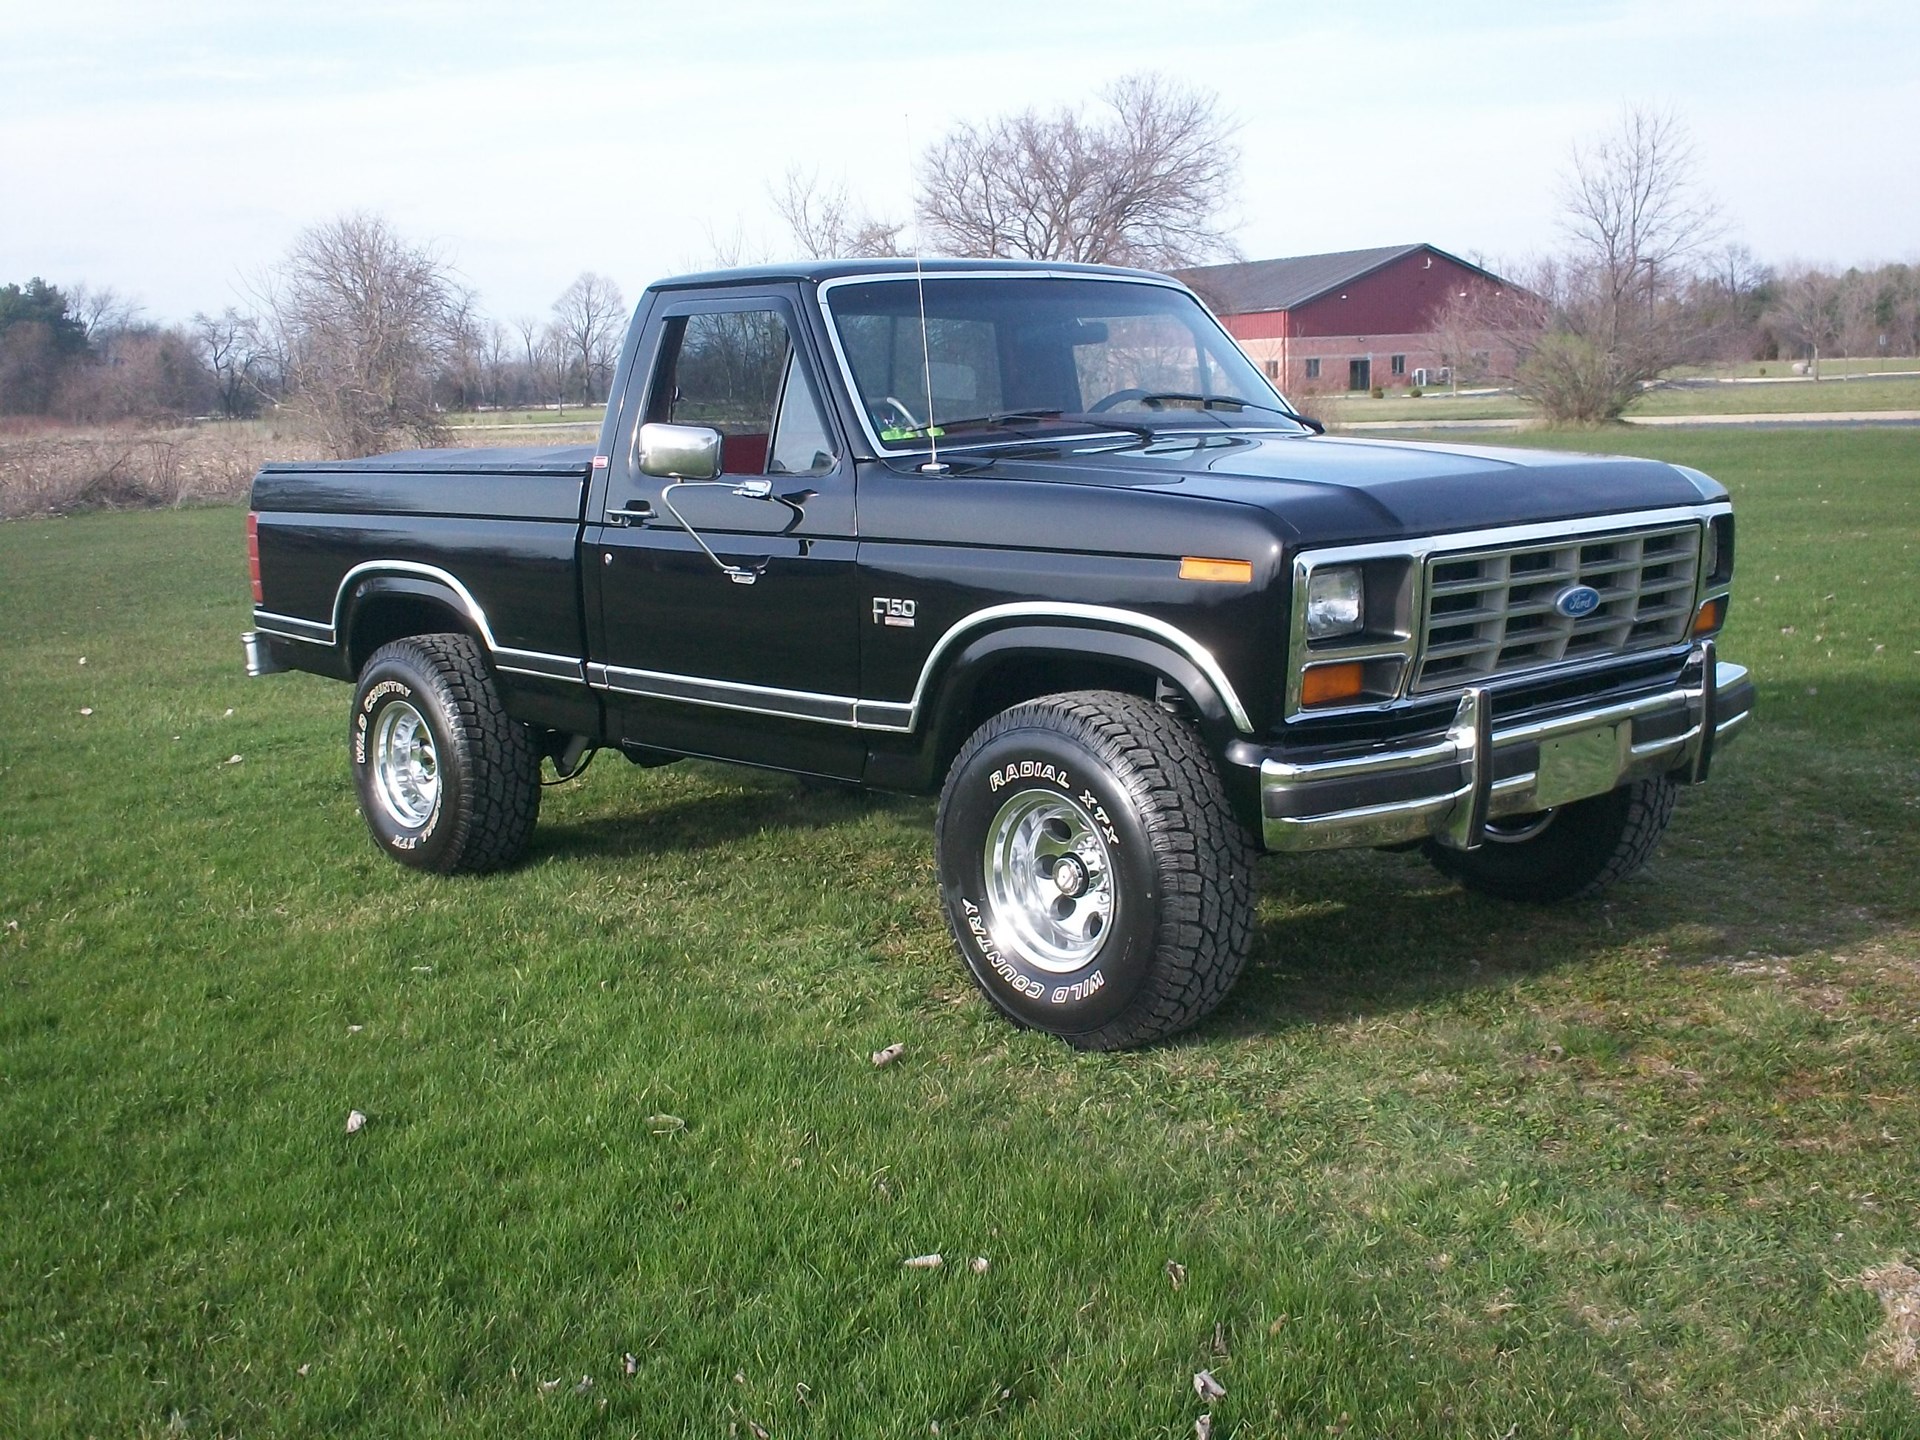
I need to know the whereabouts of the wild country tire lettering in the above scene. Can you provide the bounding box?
[961,898,1105,1005]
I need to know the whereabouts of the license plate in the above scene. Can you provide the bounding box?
[1535,724,1625,808]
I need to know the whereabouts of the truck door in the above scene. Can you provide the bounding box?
[586,290,863,778]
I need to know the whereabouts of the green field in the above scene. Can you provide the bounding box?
[4,429,1920,1436]
[447,406,608,429]
[1314,374,1920,426]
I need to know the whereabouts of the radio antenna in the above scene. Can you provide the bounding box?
[907,112,947,474]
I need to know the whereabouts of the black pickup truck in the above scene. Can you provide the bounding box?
[244,259,1751,1048]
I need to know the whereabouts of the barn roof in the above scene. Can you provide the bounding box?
[1177,244,1503,315]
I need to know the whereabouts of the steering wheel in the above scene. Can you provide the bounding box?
[1087,388,1159,413]
[872,395,925,431]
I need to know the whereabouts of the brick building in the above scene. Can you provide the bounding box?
[1177,244,1511,394]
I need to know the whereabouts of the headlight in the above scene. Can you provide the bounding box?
[1305,566,1364,640]
[1700,521,1717,580]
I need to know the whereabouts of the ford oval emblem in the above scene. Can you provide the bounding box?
[1555,584,1603,619]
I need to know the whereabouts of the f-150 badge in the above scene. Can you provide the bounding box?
[872,597,917,628]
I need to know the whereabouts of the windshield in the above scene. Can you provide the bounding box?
[821,275,1301,448]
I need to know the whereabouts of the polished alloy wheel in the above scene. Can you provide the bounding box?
[372,699,439,827]
[1482,809,1558,844]
[981,788,1115,973]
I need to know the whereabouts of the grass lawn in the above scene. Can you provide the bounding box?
[448,406,607,429]
[1313,375,1920,426]
[3,428,1919,1437]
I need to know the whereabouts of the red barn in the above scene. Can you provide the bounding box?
[1177,243,1512,394]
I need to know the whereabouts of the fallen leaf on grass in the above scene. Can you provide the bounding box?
[871,1042,906,1067]
[573,1376,593,1396]
[224,708,235,717]
[733,1370,746,1385]
[346,1024,363,1035]
[970,1256,990,1274]
[623,1353,639,1376]
[1212,1321,1228,1357]
[80,707,94,716]
[78,657,86,665]
[1268,1314,1289,1335]
[538,1377,562,1394]
[1195,1416,1213,1440]
[647,1114,686,1134]
[345,1110,367,1134]
[903,1254,944,1270]
[296,1363,310,1377]
[748,1423,770,1440]
[1165,1260,1187,1291]
[1193,1369,1226,1401]
[225,754,243,765]
[795,1381,811,1406]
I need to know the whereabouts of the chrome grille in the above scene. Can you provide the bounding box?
[1412,523,1701,692]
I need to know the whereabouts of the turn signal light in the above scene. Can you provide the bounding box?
[1300,661,1365,707]
[1180,556,1253,583]
[1692,597,1725,636]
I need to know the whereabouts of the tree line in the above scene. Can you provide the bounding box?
[0,243,630,450]
[3,77,1912,447]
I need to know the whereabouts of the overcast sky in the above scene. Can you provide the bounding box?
[2,0,1913,325]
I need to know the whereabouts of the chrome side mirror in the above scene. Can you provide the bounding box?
[637,422,722,480]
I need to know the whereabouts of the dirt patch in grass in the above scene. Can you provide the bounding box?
[1854,1261,1920,1394]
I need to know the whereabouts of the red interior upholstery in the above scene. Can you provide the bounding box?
[720,433,769,476]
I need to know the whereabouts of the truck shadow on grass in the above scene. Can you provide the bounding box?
[525,769,929,864]
[1218,825,1916,1038]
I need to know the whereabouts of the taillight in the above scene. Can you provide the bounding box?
[247,511,263,604]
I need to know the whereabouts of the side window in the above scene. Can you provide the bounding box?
[646,309,792,474]
[768,350,838,476]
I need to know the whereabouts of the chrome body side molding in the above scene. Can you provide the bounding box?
[250,560,587,684]
[586,602,1252,736]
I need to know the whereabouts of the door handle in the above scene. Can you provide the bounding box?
[604,502,653,527]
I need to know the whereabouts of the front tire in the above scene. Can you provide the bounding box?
[1424,775,1679,902]
[350,633,540,874]
[935,691,1255,1050]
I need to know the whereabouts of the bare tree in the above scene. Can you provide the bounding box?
[258,213,463,455]
[192,307,275,418]
[1480,106,1723,423]
[1427,285,1513,396]
[1889,264,1920,359]
[916,72,1239,269]
[1835,269,1884,376]
[1767,267,1840,379]
[551,272,626,405]
[773,168,903,259]
[480,319,513,409]
[67,283,142,345]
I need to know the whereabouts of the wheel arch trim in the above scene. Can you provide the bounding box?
[900,603,1252,734]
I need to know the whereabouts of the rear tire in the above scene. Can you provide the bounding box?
[935,691,1255,1050]
[1424,775,1678,902]
[350,633,540,874]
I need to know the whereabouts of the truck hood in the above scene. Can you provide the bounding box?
[1015,430,1724,546]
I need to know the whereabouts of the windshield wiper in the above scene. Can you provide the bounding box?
[1131,392,1294,415]
[934,410,1156,441]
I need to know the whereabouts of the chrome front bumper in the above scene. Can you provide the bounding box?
[1261,643,1752,853]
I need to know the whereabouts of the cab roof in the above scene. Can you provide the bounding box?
[648,257,1181,291]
